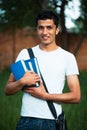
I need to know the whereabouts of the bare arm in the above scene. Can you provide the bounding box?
[4,71,40,95]
[44,75,81,103]
[24,75,81,104]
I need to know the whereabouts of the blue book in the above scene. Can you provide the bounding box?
[10,60,28,81]
[25,57,40,87]
[10,58,40,88]
[25,57,41,77]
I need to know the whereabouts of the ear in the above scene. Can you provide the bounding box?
[56,27,60,35]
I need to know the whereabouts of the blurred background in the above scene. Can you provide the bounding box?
[0,0,87,70]
[0,0,87,130]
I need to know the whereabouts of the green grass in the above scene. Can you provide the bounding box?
[0,68,87,130]
[0,68,22,130]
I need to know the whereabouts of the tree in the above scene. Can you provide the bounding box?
[0,0,41,61]
[0,0,72,32]
[71,0,87,56]
[50,0,72,49]
[74,0,87,34]
[0,0,78,58]
[0,0,42,29]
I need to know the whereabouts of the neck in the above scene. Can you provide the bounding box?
[39,43,59,52]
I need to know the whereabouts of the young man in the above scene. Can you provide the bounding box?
[4,10,81,130]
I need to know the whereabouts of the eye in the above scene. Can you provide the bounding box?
[47,26,52,30]
[37,26,43,30]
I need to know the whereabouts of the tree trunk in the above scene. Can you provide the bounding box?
[74,34,86,56]
[12,28,16,62]
[59,0,68,50]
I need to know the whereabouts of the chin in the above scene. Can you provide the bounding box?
[42,42,50,45]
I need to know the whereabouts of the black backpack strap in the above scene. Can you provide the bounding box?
[27,48,57,119]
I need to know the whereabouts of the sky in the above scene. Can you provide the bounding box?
[65,0,80,28]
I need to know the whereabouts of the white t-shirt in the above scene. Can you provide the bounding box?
[16,45,79,119]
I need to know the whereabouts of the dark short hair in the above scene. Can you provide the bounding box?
[36,10,59,28]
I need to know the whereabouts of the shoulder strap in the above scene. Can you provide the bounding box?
[27,48,57,119]
[28,48,34,58]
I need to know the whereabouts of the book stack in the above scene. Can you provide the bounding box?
[10,57,40,89]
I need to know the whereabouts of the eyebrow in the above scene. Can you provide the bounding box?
[37,25,53,29]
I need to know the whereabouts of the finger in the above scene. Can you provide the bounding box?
[28,71,35,74]
[34,74,40,78]
[24,89,33,94]
[39,79,43,84]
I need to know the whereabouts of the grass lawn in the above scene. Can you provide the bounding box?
[0,68,87,130]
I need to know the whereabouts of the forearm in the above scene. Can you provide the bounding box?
[4,71,40,96]
[4,79,24,95]
[44,75,81,104]
[44,92,81,104]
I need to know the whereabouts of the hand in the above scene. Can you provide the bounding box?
[21,71,40,86]
[24,80,48,100]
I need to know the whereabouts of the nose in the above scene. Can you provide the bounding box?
[43,27,47,34]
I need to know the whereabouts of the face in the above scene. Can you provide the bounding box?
[37,19,59,45]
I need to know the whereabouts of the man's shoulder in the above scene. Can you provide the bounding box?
[18,44,38,55]
[32,45,39,50]
[16,48,29,62]
[59,47,74,57]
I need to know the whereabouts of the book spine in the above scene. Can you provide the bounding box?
[21,60,27,72]
[28,62,33,71]
[34,58,40,87]
[28,60,40,87]
[34,58,41,77]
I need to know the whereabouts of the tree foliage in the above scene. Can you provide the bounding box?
[75,0,87,33]
[1,0,87,34]
[0,0,42,30]
[0,0,72,32]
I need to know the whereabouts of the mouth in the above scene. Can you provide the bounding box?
[42,35,49,41]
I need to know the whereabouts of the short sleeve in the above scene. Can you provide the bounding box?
[66,54,79,76]
[16,49,29,62]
